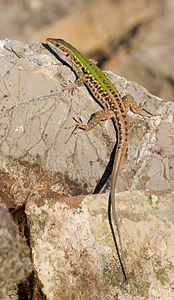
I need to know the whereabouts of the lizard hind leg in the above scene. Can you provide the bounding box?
[65,116,91,144]
[74,109,116,131]
[123,94,156,117]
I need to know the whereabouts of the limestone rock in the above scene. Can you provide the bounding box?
[27,191,174,299]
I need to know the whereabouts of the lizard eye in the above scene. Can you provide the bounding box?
[82,67,88,74]
[65,53,70,57]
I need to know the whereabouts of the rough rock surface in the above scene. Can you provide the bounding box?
[0,205,32,299]
[26,191,174,300]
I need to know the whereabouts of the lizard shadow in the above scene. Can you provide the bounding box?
[43,42,76,73]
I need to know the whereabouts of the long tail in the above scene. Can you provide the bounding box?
[110,145,128,280]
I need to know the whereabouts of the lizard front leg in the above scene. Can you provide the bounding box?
[61,75,86,94]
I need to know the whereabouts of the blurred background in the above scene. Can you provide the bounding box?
[0,0,173,101]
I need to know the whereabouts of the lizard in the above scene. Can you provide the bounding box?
[46,38,153,281]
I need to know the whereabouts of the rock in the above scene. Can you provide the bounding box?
[0,205,32,299]
[26,191,174,299]
[0,155,85,209]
